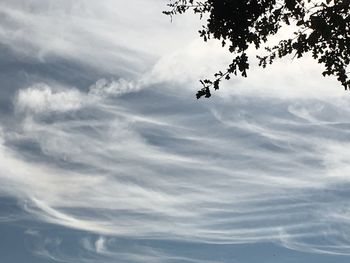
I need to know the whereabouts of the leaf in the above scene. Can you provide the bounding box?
[296,20,304,26]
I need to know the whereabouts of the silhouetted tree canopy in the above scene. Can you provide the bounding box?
[164,0,350,98]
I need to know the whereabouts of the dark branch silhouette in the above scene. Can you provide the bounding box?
[164,0,350,98]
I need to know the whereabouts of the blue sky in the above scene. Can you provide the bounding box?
[1,1,350,262]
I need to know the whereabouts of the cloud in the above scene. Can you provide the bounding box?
[2,0,343,100]
[0,0,201,76]
[94,237,106,254]
[146,39,230,86]
[89,78,140,98]
[2,1,350,261]
[15,83,85,114]
[4,82,350,257]
[14,78,141,115]
[149,38,345,99]
[28,232,224,263]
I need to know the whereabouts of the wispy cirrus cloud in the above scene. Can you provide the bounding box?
[1,1,350,262]
[0,0,202,77]
[2,79,350,258]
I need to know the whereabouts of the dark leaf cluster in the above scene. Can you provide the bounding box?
[164,0,350,98]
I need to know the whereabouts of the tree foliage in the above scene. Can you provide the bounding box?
[164,0,350,98]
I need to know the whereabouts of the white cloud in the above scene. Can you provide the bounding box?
[14,78,141,115]
[147,39,230,85]
[0,0,201,75]
[5,89,350,256]
[95,237,106,254]
[15,83,85,114]
[2,0,344,100]
[3,0,350,260]
[148,37,346,99]
[89,78,140,98]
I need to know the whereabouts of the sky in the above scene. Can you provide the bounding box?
[1,1,350,262]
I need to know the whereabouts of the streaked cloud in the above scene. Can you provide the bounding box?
[2,80,350,257]
[1,1,350,262]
